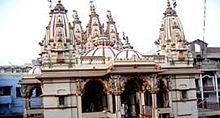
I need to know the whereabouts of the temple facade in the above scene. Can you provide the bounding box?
[19,0,199,118]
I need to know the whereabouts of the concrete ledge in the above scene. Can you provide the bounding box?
[198,108,220,117]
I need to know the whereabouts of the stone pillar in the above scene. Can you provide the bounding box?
[212,75,215,90]
[214,73,219,103]
[139,92,145,117]
[102,95,107,110]
[147,93,151,106]
[115,95,121,118]
[168,91,172,108]
[23,97,29,118]
[27,98,31,109]
[107,93,113,113]
[199,74,204,101]
[21,85,33,118]
[130,94,136,116]
[152,93,158,118]
[146,76,159,118]
[76,80,82,118]
[110,75,124,118]
[77,95,82,118]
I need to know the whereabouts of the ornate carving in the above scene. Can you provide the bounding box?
[141,79,148,92]
[103,80,109,93]
[108,75,125,95]
[76,80,82,95]
[79,80,87,94]
[140,75,159,94]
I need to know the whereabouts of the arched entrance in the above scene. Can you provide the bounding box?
[121,78,142,117]
[82,79,107,112]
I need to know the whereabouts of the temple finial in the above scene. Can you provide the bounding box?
[72,10,80,22]
[90,0,96,12]
[123,32,133,49]
[48,0,52,9]
[73,10,78,18]
[58,0,61,4]
[107,10,113,21]
[167,0,171,8]
[173,0,177,8]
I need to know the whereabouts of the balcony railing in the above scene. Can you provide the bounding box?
[203,86,215,92]
[197,85,220,92]
[198,101,220,110]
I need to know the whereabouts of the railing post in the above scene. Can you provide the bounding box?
[200,74,204,102]
[215,73,219,103]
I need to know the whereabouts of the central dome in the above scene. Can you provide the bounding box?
[115,49,144,60]
[82,46,119,64]
[85,46,119,58]
[82,46,120,64]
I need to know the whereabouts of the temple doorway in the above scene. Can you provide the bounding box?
[121,78,141,117]
[82,79,107,112]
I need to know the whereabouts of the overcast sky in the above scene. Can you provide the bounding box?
[0,0,220,65]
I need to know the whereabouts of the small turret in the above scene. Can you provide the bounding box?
[39,0,75,68]
[72,10,85,55]
[105,10,122,49]
[84,0,104,51]
[87,0,103,38]
[48,0,71,43]
[155,0,188,61]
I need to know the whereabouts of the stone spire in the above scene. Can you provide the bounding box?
[90,0,96,14]
[155,0,188,61]
[72,10,85,54]
[84,0,105,51]
[39,0,75,68]
[105,10,123,49]
[87,0,103,38]
[72,0,123,52]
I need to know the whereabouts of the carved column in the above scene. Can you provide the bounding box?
[199,74,204,102]
[21,85,33,118]
[102,95,107,110]
[146,75,159,118]
[107,93,113,113]
[215,73,219,103]
[109,75,124,118]
[151,93,157,118]
[139,92,145,117]
[115,94,121,118]
[139,78,148,117]
[76,80,82,118]
[130,93,136,116]
[23,97,29,118]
